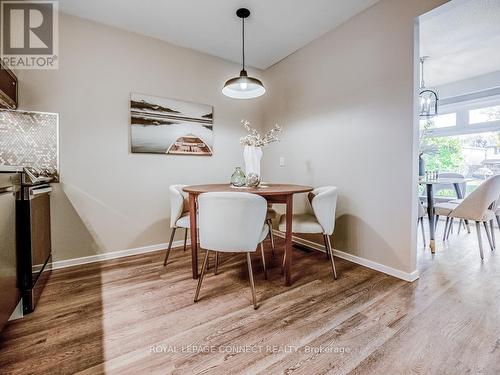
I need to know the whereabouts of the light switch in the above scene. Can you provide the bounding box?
[279,157,285,167]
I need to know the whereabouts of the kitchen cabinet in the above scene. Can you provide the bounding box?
[0,62,17,109]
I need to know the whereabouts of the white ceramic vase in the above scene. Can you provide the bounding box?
[243,145,263,177]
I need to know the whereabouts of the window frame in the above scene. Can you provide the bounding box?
[425,93,500,138]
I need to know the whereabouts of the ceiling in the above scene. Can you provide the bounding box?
[58,0,379,70]
[420,0,500,87]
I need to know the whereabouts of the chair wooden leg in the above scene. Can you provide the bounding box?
[324,234,330,259]
[465,220,471,234]
[419,217,426,247]
[327,235,338,280]
[457,219,462,234]
[446,218,454,240]
[475,221,485,260]
[267,220,275,257]
[443,217,450,241]
[490,220,496,250]
[183,228,188,252]
[194,250,210,302]
[323,234,329,259]
[214,252,219,275]
[496,215,500,234]
[163,227,177,267]
[246,252,259,309]
[484,221,494,251]
[324,234,337,280]
[260,243,267,280]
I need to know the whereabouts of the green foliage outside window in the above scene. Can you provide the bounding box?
[420,137,465,197]
[423,137,464,173]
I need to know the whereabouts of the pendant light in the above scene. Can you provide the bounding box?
[222,8,265,99]
[419,56,438,118]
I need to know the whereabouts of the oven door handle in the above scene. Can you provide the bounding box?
[30,187,52,197]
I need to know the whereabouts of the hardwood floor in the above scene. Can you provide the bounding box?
[1,221,500,374]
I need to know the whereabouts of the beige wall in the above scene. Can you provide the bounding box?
[261,0,447,275]
[16,14,264,261]
[14,0,448,278]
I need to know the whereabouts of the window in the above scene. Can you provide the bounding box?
[421,132,499,198]
[469,105,500,124]
[419,113,456,130]
[423,95,500,138]
[434,113,457,128]
[420,95,500,198]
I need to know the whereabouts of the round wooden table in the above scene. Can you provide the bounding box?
[183,183,313,286]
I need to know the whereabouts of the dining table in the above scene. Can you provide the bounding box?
[419,177,468,253]
[183,183,313,286]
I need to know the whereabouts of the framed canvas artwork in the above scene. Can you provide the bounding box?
[130,93,213,156]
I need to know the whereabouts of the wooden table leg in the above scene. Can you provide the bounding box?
[284,194,293,286]
[189,193,198,279]
[426,184,435,253]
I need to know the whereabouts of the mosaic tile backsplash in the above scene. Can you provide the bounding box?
[0,109,59,177]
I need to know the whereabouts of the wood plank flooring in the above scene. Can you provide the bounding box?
[1,221,500,374]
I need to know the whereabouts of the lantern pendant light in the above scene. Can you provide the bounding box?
[222,8,265,99]
[419,56,438,118]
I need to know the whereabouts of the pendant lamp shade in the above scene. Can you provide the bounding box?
[222,8,265,99]
[419,89,438,118]
[222,69,265,99]
[419,57,438,118]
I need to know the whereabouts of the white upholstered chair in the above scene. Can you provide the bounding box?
[418,200,426,247]
[194,192,269,309]
[278,186,338,279]
[163,184,190,267]
[435,175,500,259]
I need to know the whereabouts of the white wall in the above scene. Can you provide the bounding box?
[14,0,449,280]
[15,14,264,261]
[261,0,446,276]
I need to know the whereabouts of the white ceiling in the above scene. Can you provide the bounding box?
[420,0,500,87]
[58,0,379,70]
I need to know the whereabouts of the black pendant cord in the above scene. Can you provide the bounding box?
[223,8,264,98]
[420,58,425,89]
[242,17,245,71]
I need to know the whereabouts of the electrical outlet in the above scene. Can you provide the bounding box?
[279,157,285,167]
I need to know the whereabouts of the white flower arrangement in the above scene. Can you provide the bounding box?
[239,119,283,147]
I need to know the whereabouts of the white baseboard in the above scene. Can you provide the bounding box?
[272,230,419,282]
[48,239,188,270]
[47,233,419,282]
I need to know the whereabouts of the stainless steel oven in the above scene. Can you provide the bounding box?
[0,171,20,330]
[17,182,52,313]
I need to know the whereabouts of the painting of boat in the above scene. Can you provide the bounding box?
[130,93,214,155]
[166,134,213,156]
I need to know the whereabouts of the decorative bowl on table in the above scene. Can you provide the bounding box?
[245,173,261,187]
[230,167,246,187]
